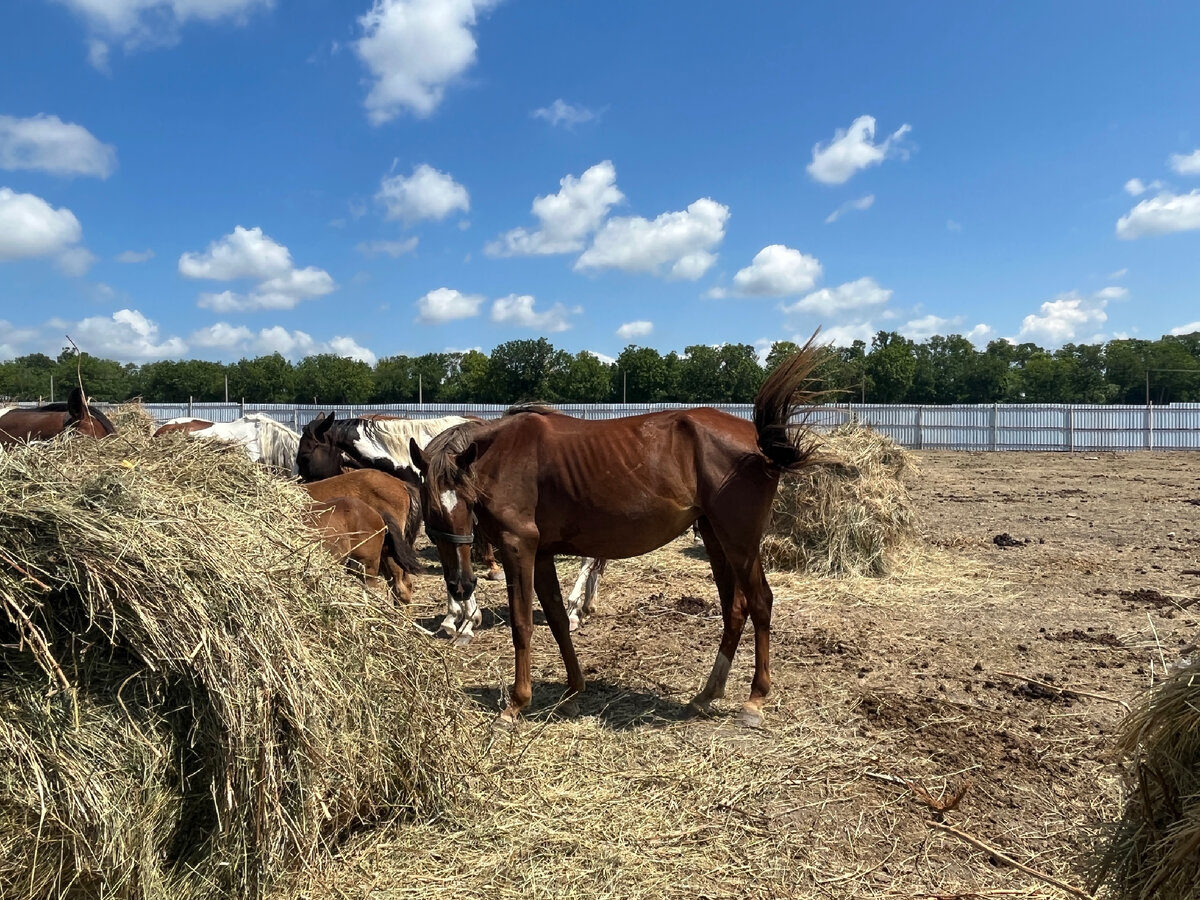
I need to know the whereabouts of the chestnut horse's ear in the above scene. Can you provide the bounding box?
[409,438,428,475]
[455,443,477,472]
[66,387,86,419]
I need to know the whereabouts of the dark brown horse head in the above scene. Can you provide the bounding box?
[297,412,345,481]
[0,388,116,445]
[410,431,479,619]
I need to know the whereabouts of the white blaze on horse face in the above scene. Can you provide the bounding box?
[439,489,459,515]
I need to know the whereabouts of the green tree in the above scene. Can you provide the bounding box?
[614,345,679,402]
[294,355,374,404]
[549,351,614,402]
[485,338,563,402]
[863,331,916,403]
[442,350,491,402]
[372,355,416,402]
[139,359,227,401]
[228,353,295,402]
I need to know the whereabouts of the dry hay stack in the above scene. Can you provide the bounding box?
[104,400,158,436]
[0,432,470,900]
[762,421,918,576]
[1091,657,1200,900]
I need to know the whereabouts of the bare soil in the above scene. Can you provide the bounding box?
[288,451,1199,899]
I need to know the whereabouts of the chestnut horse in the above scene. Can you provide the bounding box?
[0,388,115,445]
[302,469,423,604]
[305,496,388,580]
[411,341,825,728]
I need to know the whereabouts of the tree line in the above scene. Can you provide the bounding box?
[3,331,1199,406]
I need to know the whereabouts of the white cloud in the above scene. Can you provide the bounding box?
[1168,150,1200,176]
[575,197,729,280]
[1108,267,1128,279]
[1017,291,1109,345]
[616,320,653,340]
[356,237,419,257]
[1094,285,1129,301]
[191,322,376,364]
[782,277,892,317]
[377,163,469,223]
[818,322,877,347]
[355,0,496,123]
[1125,178,1147,196]
[490,294,576,332]
[0,187,92,274]
[898,314,992,345]
[531,99,598,128]
[1116,190,1200,239]
[725,244,822,297]
[180,225,335,311]
[416,286,485,323]
[825,193,874,223]
[116,248,154,263]
[70,308,187,361]
[55,0,272,65]
[486,161,624,257]
[1170,321,1200,335]
[807,115,911,185]
[0,321,39,359]
[0,114,116,178]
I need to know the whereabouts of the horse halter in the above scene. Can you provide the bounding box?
[424,524,473,545]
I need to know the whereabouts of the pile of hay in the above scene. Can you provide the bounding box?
[0,432,471,900]
[105,399,159,436]
[1090,657,1200,900]
[761,422,918,576]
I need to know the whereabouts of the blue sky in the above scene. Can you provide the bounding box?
[1,1,1198,366]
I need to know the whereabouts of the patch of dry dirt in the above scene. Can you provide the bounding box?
[287,451,1200,900]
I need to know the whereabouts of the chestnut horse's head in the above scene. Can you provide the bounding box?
[66,388,115,438]
[296,412,346,481]
[410,430,480,632]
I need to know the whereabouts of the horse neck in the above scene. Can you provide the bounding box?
[256,420,300,472]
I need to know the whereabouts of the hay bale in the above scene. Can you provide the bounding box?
[105,400,158,436]
[0,432,471,900]
[762,422,918,576]
[1090,658,1200,900]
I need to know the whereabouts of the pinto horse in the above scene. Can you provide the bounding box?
[297,412,508,603]
[0,388,116,446]
[411,341,825,727]
[153,414,300,476]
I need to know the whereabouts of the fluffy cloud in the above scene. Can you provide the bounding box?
[1116,190,1200,239]
[0,187,92,274]
[490,294,577,332]
[719,244,822,297]
[0,114,116,178]
[1168,150,1200,176]
[1170,321,1200,335]
[531,99,598,128]
[575,197,729,279]
[616,320,653,340]
[180,225,335,311]
[54,0,272,65]
[189,322,377,364]
[825,193,875,223]
[1017,291,1110,345]
[355,0,497,123]
[899,314,993,344]
[807,115,911,185]
[781,277,891,317]
[377,164,469,223]
[416,287,485,323]
[818,322,878,347]
[1094,285,1129,301]
[356,237,419,257]
[116,248,154,263]
[0,321,39,359]
[65,308,187,361]
[486,161,624,257]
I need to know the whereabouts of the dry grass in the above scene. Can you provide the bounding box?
[105,400,159,436]
[1090,657,1200,900]
[0,432,472,900]
[763,422,920,576]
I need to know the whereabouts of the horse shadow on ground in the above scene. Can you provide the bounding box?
[462,678,694,732]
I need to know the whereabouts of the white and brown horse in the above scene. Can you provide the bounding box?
[0,388,116,445]
[154,414,300,476]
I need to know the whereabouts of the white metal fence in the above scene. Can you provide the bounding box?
[102,401,1200,451]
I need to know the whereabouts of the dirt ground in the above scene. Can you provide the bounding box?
[287,451,1199,900]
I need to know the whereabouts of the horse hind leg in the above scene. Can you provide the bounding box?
[689,518,748,717]
[535,554,586,703]
[566,557,607,631]
[732,552,774,728]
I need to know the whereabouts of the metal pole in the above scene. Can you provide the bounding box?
[623,371,627,403]
[419,373,423,405]
[49,375,54,403]
[224,375,229,403]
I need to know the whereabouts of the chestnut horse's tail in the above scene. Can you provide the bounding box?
[753,334,826,472]
[380,510,422,575]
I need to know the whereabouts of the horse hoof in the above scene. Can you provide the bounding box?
[737,705,765,729]
[485,568,506,582]
[567,615,580,632]
[492,711,518,732]
[451,632,473,648]
[687,697,713,718]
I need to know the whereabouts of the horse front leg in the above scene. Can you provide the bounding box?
[498,536,536,727]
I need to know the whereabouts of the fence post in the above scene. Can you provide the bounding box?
[188,395,193,417]
[990,403,998,451]
[292,410,299,431]
[1066,406,1075,452]
[1146,404,1154,450]
[240,397,245,417]
[915,406,924,450]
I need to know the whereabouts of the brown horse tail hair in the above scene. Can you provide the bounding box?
[753,331,828,472]
[380,510,422,575]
